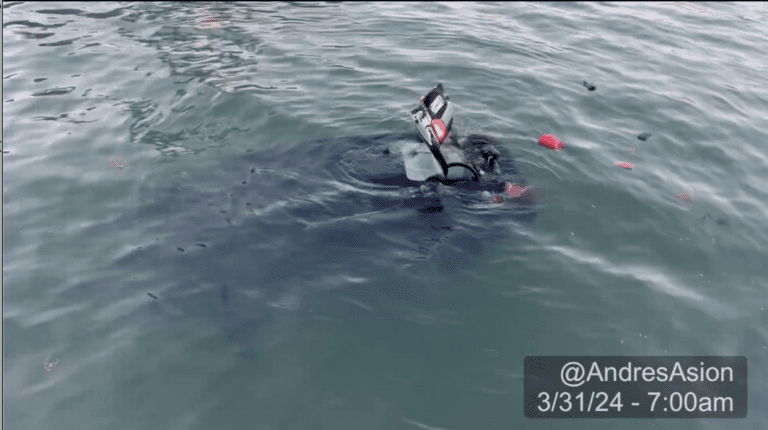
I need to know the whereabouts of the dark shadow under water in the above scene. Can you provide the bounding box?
[112,133,537,356]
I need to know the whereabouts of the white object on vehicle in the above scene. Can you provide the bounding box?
[399,140,444,181]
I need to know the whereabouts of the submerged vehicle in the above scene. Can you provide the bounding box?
[119,84,537,358]
[333,83,534,208]
[407,83,484,182]
[402,84,532,204]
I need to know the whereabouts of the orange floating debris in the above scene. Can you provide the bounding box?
[616,162,634,170]
[538,134,567,150]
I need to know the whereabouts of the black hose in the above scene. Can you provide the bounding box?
[446,162,479,182]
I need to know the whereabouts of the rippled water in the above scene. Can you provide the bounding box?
[4,2,768,429]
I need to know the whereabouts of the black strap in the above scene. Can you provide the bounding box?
[424,134,479,182]
[446,162,479,182]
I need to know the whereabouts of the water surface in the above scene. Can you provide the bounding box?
[4,2,768,429]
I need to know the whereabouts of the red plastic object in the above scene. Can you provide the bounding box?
[616,162,634,170]
[493,196,502,203]
[538,134,567,150]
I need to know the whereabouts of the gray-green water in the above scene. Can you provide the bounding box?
[3,2,767,429]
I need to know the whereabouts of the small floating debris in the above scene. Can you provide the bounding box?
[616,162,634,170]
[194,7,230,30]
[538,134,567,150]
[108,156,125,171]
[675,192,695,204]
[668,91,694,106]
[147,293,158,299]
[176,247,184,252]
[492,183,533,204]
[44,358,60,372]
[583,81,596,91]
[637,132,651,141]
[195,243,207,248]
[505,182,530,198]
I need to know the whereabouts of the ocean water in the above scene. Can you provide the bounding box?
[3,2,768,429]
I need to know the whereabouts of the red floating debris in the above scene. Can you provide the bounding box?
[494,183,535,205]
[538,134,567,150]
[505,182,529,198]
[109,156,125,171]
[616,162,634,170]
